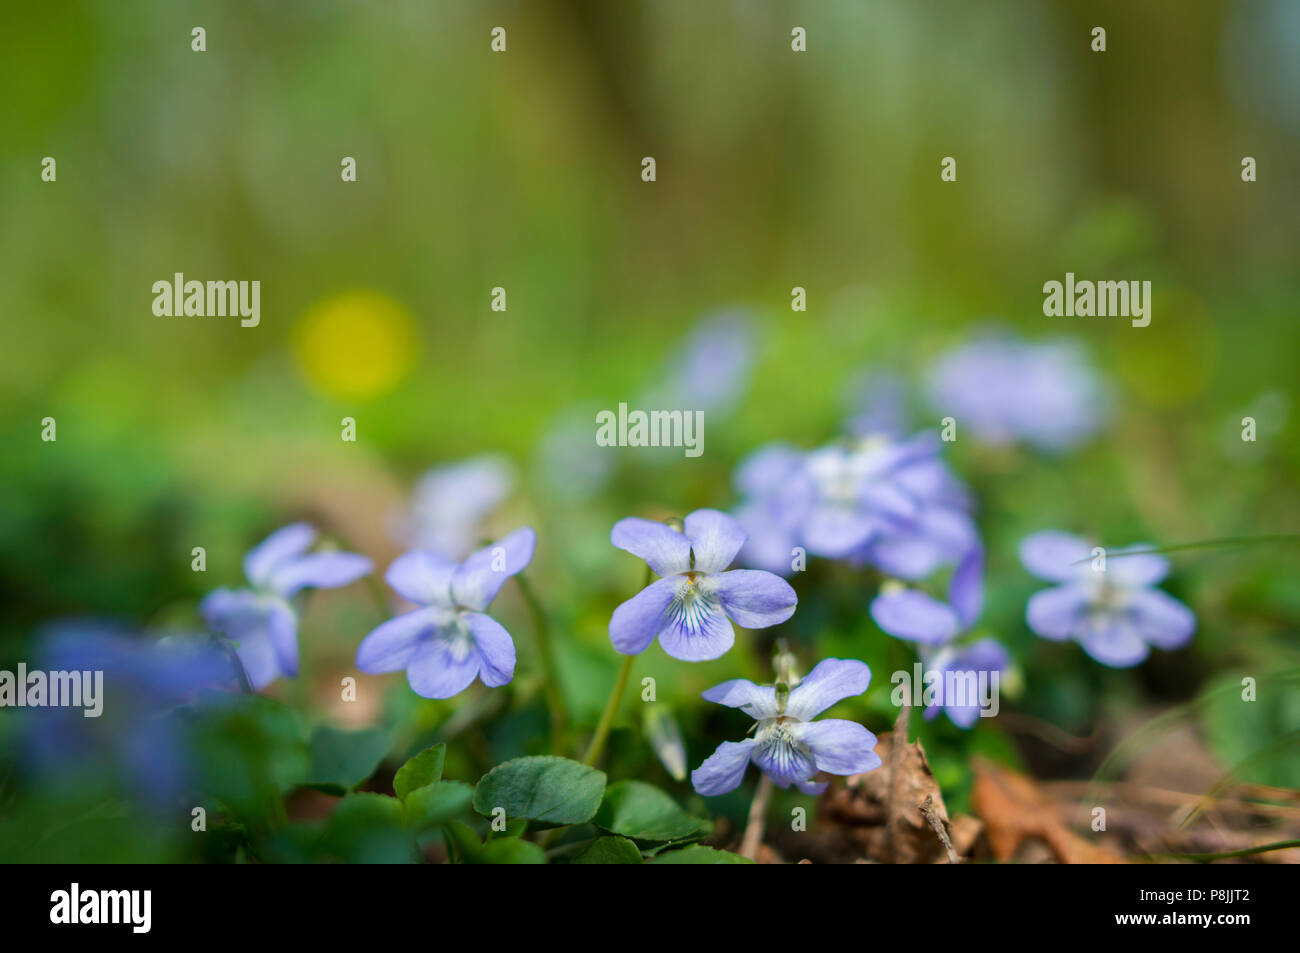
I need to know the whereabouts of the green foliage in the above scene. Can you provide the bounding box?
[189,695,309,826]
[316,794,413,864]
[472,756,606,825]
[594,780,711,843]
[571,836,643,864]
[304,724,390,795]
[404,781,474,831]
[443,822,547,865]
[1203,671,1300,787]
[393,743,446,801]
[649,845,752,864]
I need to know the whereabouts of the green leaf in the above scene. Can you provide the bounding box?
[404,781,473,830]
[305,724,390,795]
[474,837,548,865]
[326,792,404,830]
[487,817,529,840]
[594,780,711,843]
[473,756,606,825]
[441,823,547,864]
[650,845,753,864]
[393,743,446,801]
[319,794,413,864]
[572,836,643,864]
[190,694,309,824]
[442,822,483,863]
[1203,672,1300,787]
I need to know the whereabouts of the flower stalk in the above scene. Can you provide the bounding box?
[583,654,634,767]
[739,774,774,860]
[583,563,653,766]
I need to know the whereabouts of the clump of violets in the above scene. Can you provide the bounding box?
[1019,530,1195,667]
[924,331,1110,453]
[201,523,372,690]
[732,431,976,580]
[609,509,796,661]
[691,658,881,795]
[356,527,535,698]
[870,547,1009,728]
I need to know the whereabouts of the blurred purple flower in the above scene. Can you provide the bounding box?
[691,658,881,796]
[845,369,910,438]
[1020,531,1195,667]
[609,509,796,661]
[536,405,614,502]
[733,432,975,581]
[732,443,814,576]
[925,332,1109,452]
[404,455,515,558]
[201,523,372,690]
[641,309,755,416]
[21,623,241,805]
[355,527,534,698]
[849,437,977,580]
[870,547,1009,728]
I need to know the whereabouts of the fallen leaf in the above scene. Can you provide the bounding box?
[821,727,957,863]
[970,757,1126,864]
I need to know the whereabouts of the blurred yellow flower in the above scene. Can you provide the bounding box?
[292,291,418,400]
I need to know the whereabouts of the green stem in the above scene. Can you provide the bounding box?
[292,591,314,713]
[582,564,653,766]
[514,573,568,754]
[583,654,635,766]
[1150,839,1300,863]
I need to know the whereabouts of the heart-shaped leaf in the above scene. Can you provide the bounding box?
[594,781,712,843]
[393,743,447,801]
[572,836,643,864]
[473,756,606,825]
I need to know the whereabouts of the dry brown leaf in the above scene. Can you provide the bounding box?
[823,728,956,863]
[970,757,1126,864]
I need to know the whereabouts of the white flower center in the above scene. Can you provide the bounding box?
[754,717,813,778]
[435,615,475,662]
[669,572,721,634]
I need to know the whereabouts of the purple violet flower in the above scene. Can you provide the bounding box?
[925,332,1109,453]
[732,443,814,576]
[404,455,515,558]
[691,658,882,796]
[355,527,535,698]
[201,523,372,690]
[851,440,977,580]
[732,432,976,581]
[609,509,797,661]
[21,623,241,806]
[642,309,756,417]
[845,369,910,439]
[870,547,1010,728]
[1019,530,1196,667]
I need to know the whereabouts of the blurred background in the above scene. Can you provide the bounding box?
[1,0,1298,862]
